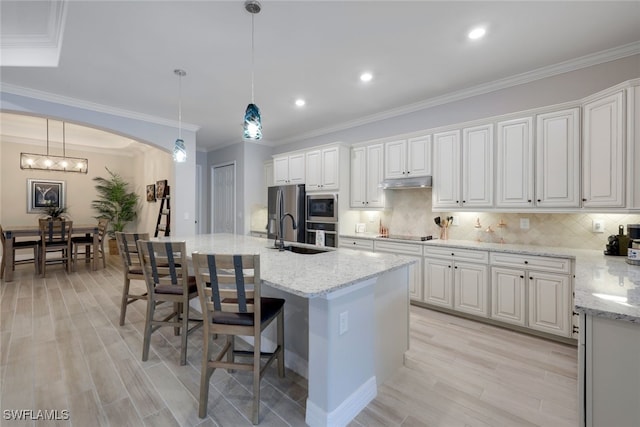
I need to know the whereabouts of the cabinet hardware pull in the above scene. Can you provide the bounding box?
[528,199,532,203]
[520,275,524,279]
[537,199,541,202]
[530,277,533,280]
[582,198,587,202]
[524,260,528,264]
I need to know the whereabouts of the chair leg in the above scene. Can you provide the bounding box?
[180,299,189,366]
[277,310,285,378]
[119,277,131,326]
[198,332,215,418]
[142,299,155,361]
[101,248,106,269]
[252,333,261,425]
[173,302,181,336]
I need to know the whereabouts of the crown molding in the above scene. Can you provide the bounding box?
[0,83,201,133]
[276,41,640,145]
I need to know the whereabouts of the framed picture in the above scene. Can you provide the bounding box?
[146,184,156,202]
[27,179,65,213]
[156,179,167,199]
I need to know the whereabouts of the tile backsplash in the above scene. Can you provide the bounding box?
[355,188,640,251]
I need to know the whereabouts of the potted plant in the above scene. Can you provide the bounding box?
[42,203,68,220]
[92,167,140,254]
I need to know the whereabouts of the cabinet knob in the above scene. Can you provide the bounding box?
[537,199,541,202]
[528,199,532,203]
[448,265,451,268]
[520,275,524,279]
[353,242,356,245]
[530,277,533,280]
[524,260,528,264]
[451,253,455,256]
[462,200,466,203]
[582,198,587,202]
[454,266,458,269]
[456,200,459,204]
[407,171,410,174]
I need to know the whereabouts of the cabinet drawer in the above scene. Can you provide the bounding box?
[374,240,423,256]
[339,238,374,251]
[424,246,489,263]
[489,252,571,274]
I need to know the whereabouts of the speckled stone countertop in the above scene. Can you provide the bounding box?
[154,233,415,298]
[343,234,640,323]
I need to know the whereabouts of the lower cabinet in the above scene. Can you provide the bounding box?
[528,271,570,336]
[374,240,423,301]
[424,258,453,308]
[491,267,526,326]
[454,262,489,317]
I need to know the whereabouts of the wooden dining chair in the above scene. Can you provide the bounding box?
[38,219,73,277]
[137,240,202,366]
[0,224,40,277]
[115,232,148,326]
[192,252,285,424]
[71,218,109,270]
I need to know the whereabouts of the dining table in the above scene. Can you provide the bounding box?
[1,224,100,282]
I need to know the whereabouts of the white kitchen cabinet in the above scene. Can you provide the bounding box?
[491,267,526,326]
[528,271,570,336]
[306,146,340,191]
[627,84,640,210]
[462,124,493,208]
[535,108,580,208]
[423,247,489,313]
[339,237,374,251]
[274,153,305,185]
[490,252,572,337]
[375,240,423,301]
[384,136,431,179]
[432,130,461,209]
[496,117,534,208]
[582,90,625,208]
[350,144,384,208]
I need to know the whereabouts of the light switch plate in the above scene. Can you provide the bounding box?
[520,218,530,230]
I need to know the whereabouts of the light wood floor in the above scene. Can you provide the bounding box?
[1,256,578,426]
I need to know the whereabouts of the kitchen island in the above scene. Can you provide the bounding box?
[156,233,415,427]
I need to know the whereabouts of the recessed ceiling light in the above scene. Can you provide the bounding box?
[295,99,306,107]
[360,72,373,82]
[468,27,486,40]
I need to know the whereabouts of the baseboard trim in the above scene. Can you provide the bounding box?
[305,376,377,427]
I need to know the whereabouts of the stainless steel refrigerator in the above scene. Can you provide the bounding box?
[267,184,306,244]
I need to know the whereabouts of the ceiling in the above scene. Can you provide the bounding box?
[1,1,640,152]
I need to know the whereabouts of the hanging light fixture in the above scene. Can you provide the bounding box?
[20,118,88,174]
[173,68,188,162]
[243,0,262,140]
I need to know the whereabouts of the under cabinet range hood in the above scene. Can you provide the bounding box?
[379,176,432,189]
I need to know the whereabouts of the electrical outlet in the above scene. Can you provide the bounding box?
[520,218,530,230]
[451,216,459,226]
[592,220,604,233]
[339,311,348,335]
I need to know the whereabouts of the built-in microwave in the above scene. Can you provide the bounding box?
[306,194,338,222]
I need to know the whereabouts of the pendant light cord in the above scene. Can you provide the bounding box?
[251,12,255,104]
[46,119,50,156]
[178,73,183,140]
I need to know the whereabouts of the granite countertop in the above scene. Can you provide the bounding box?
[342,233,640,323]
[155,233,416,298]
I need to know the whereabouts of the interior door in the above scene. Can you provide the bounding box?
[212,163,235,234]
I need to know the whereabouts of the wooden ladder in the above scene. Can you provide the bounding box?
[154,185,171,237]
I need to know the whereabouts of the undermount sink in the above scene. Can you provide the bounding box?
[267,245,329,255]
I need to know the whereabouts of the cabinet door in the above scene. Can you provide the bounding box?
[491,267,526,326]
[408,256,423,301]
[384,139,407,179]
[350,147,366,207]
[273,156,290,184]
[366,144,385,207]
[288,153,306,184]
[433,130,461,209]
[454,262,488,317]
[582,91,625,207]
[407,135,431,177]
[535,108,580,207]
[424,258,453,308]
[321,147,339,190]
[528,271,570,337]
[462,124,493,207]
[496,117,534,208]
[305,150,322,190]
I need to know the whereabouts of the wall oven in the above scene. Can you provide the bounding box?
[306,194,338,222]
[306,221,338,248]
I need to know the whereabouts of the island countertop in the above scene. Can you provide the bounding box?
[154,233,416,298]
[342,234,640,322]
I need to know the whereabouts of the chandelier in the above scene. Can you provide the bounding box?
[20,119,88,174]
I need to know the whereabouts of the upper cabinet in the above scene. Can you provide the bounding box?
[496,117,534,208]
[306,145,341,191]
[433,125,493,209]
[351,144,384,208]
[384,135,431,179]
[582,90,625,208]
[274,152,305,185]
[535,107,581,208]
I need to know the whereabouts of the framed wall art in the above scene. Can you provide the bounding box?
[156,179,167,199]
[27,179,65,213]
[146,184,156,202]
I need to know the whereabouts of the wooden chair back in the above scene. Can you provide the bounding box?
[39,218,73,246]
[115,232,148,274]
[192,253,261,321]
[136,240,190,294]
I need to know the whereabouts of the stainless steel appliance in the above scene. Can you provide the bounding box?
[267,184,306,244]
[627,224,640,265]
[306,193,339,247]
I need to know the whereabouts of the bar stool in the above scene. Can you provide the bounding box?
[115,232,148,326]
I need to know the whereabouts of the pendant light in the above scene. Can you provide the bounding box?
[243,0,262,140]
[173,68,187,162]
